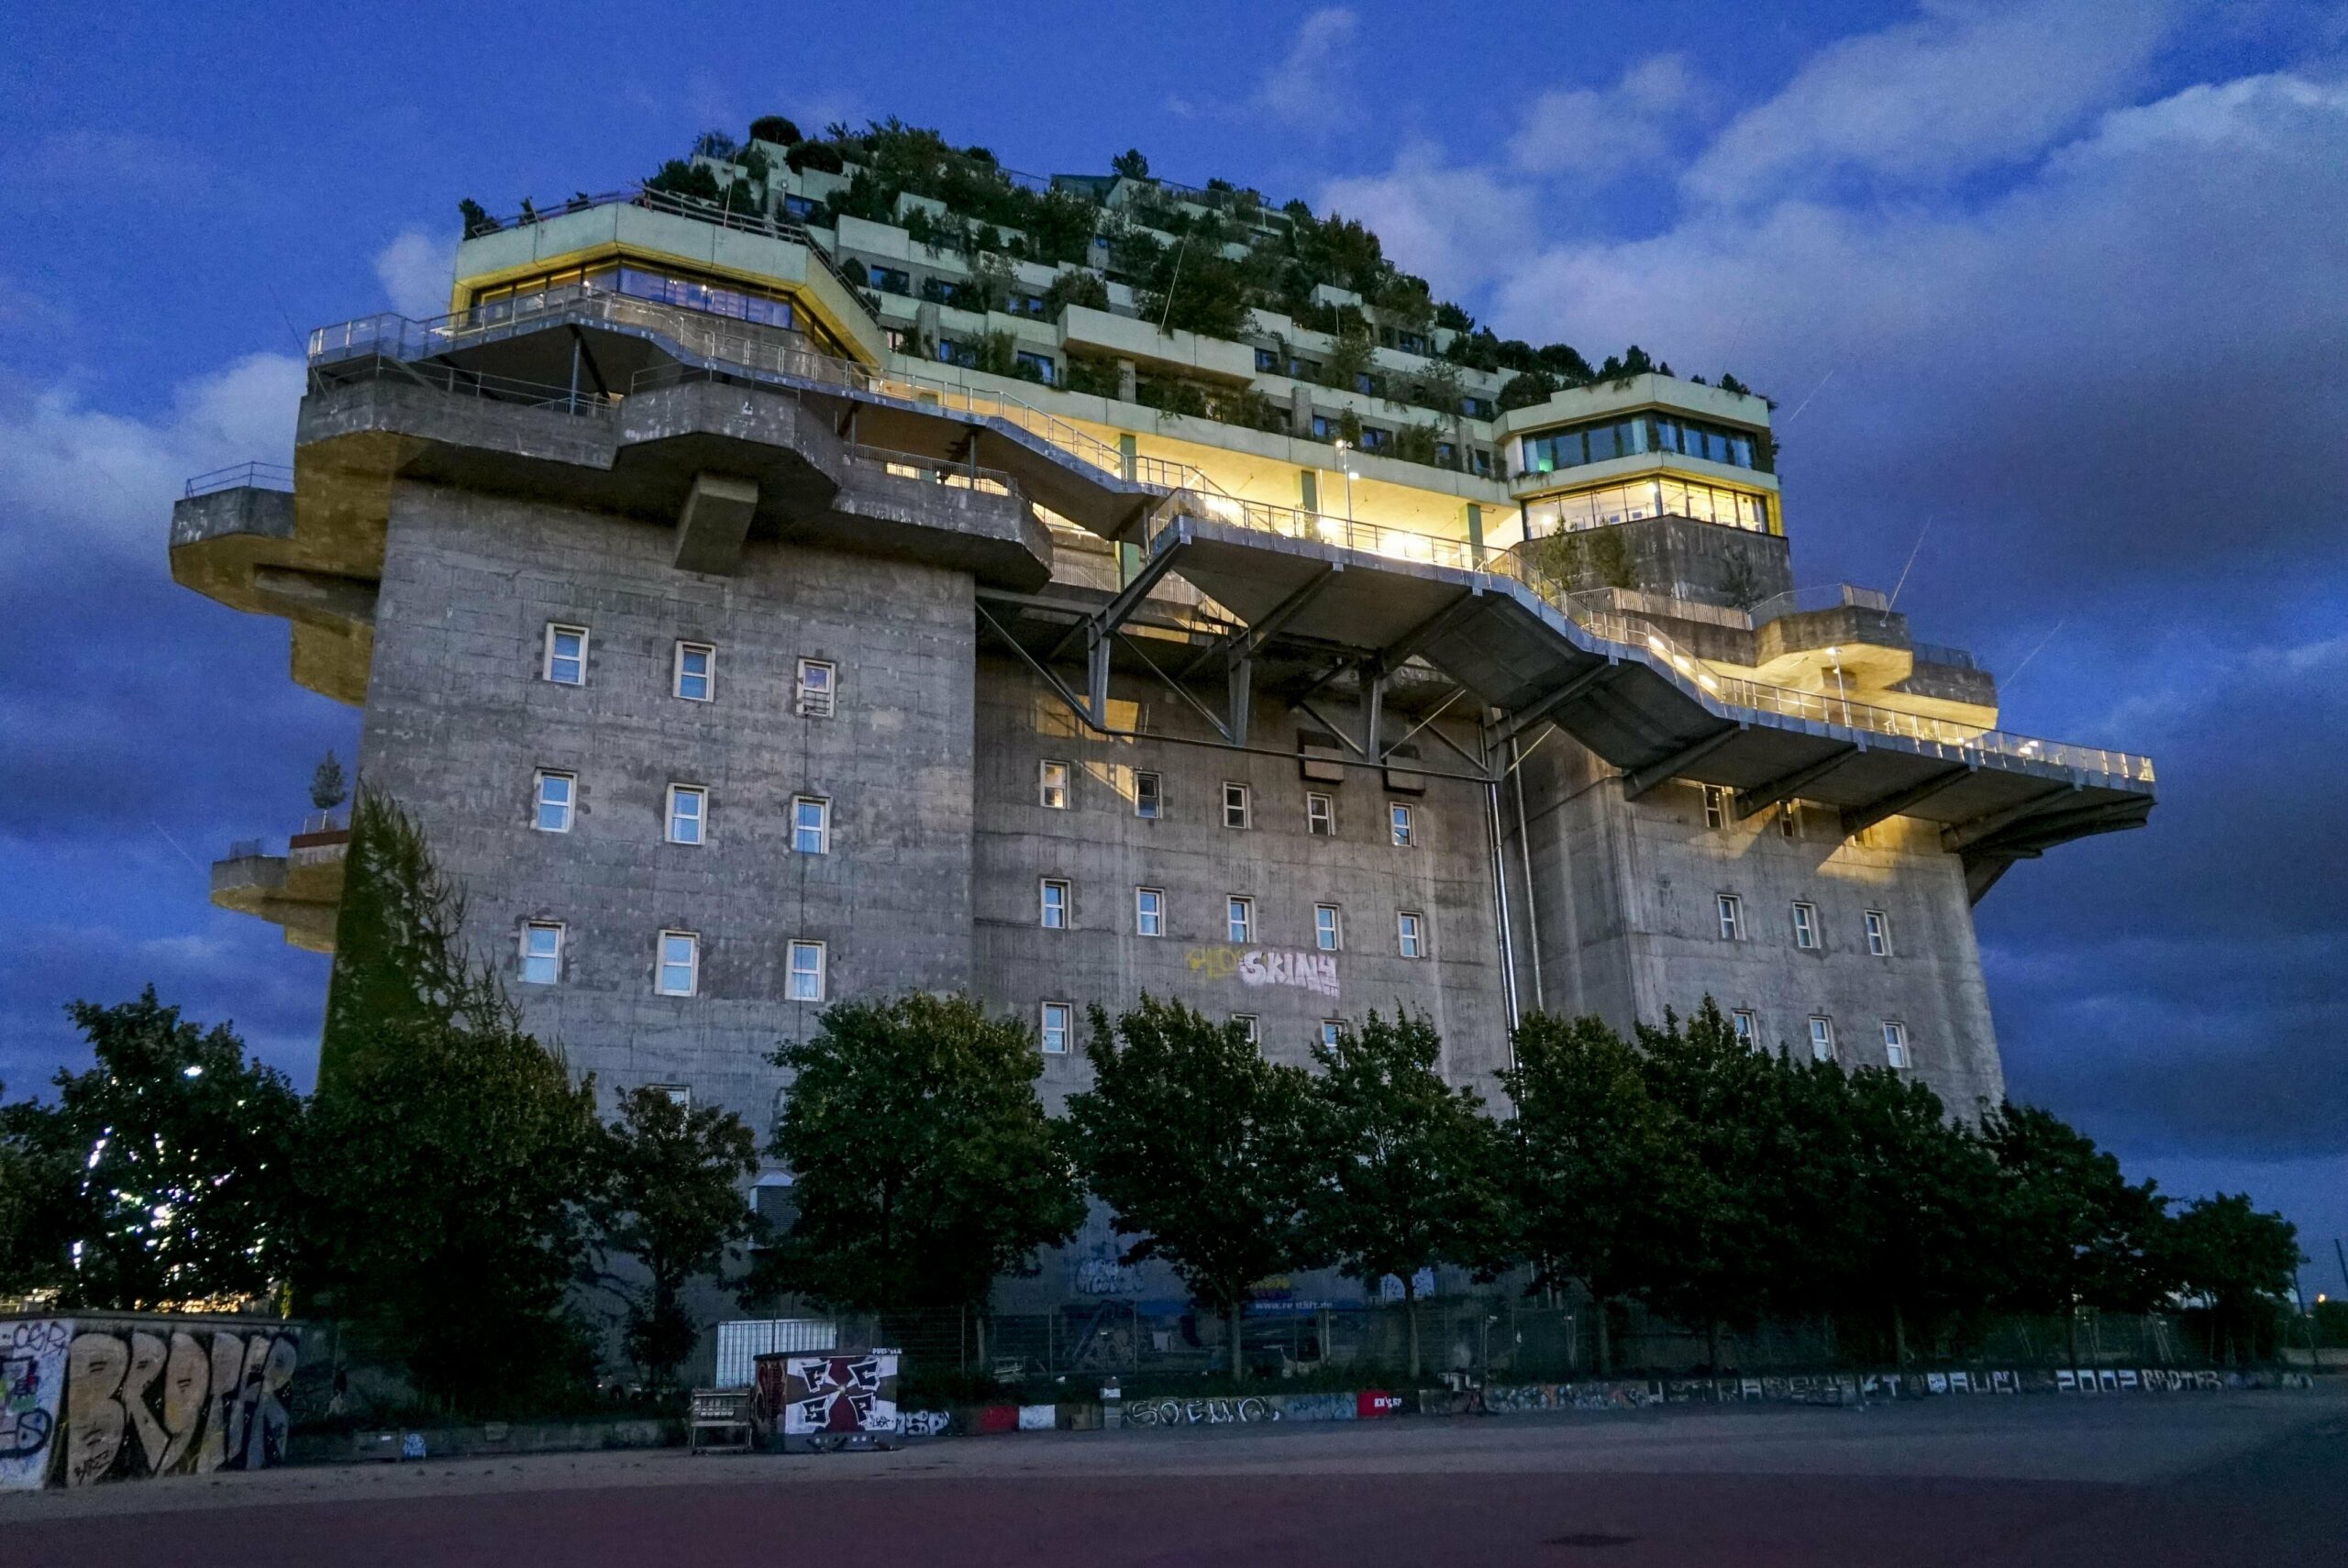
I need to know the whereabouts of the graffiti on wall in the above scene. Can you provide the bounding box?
[760,1350,901,1452]
[1124,1395,1279,1427]
[2,1320,72,1490]
[1185,946,1340,1000]
[39,1323,298,1488]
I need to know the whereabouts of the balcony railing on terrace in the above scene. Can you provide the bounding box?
[459,184,878,326]
[185,461,294,499]
[1749,583,1891,623]
[1146,488,2151,785]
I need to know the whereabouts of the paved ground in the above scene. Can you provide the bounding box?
[5,1392,2342,1565]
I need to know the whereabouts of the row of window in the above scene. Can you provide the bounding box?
[519,925,828,1001]
[539,624,836,716]
[1038,762,1419,845]
[1728,1008,1912,1070]
[1036,881,1428,955]
[1520,476,1773,538]
[1519,413,1765,477]
[468,264,798,334]
[532,770,831,850]
[1714,894,1895,956]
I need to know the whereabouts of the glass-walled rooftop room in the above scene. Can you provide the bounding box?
[1485,475,1775,550]
[1516,413,1768,479]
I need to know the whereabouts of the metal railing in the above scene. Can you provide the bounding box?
[315,355,619,420]
[460,184,877,326]
[1750,583,1892,623]
[1909,640,1980,672]
[225,839,264,861]
[841,441,1022,500]
[1153,491,2154,785]
[184,461,294,499]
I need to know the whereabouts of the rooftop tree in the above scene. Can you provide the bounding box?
[1067,998,1319,1380]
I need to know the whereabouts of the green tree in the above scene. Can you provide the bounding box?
[321,788,512,1090]
[1302,1011,1509,1378]
[300,1017,601,1408]
[0,990,301,1309]
[587,1087,759,1391]
[1111,148,1150,180]
[760,994,1081,1320]
[309,751,349,812]
[1500,1013,1696,1373]
[2163,1193,2301,1365]
[1979,1101,2175,1364]
[1067,998,1318,1379]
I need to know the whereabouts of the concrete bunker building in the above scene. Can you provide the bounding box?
[172,131,2155,1228]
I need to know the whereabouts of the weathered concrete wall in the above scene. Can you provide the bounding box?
[359,480,978,1138]
[1511,734,2004,1110]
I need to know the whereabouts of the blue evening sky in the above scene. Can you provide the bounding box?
[3,1,2343,1293]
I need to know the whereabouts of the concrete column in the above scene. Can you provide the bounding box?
[1115,358,1138,403]
[1466,502,1484,566]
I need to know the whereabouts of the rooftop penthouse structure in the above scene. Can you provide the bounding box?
[172,122,2154,1176]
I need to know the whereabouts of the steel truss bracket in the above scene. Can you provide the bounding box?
[1622,723,1747,801]
[1838,760,1975,838]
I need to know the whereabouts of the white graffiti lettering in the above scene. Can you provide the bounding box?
[1188,946,1340,1000]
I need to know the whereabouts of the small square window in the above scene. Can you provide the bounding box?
[1314,904,1342,952]
[1865,911,1891,957]
[521,922,562,985]
[1732,1009,1758,1049]
[1040,1000,1073,1055]
[544,624,588,685]
[652,1084,691,1108]
[1809,1015,1836,1063]
[1390,803,1414,847]
[1701,785,1728,832]
[1233,1014,1259,1045]
[1717,894,1744,941]
[674,642,714,701]
[787,938,825,1002]
[534,770,575,833]
[1778,803,1800,841]
[1223,781,1250,830]
[1135,886,1165,937]
[1041,878,1070,929]
[1135,770,1162,820]
[1320,1019,1346,1048]
[792,796,830,855]
[1039,759,1070,810]
[657,931,700,997]
[795,658,836,717]
[1227,896,1254,944]
[667,785,707,845]
[1306,792,1334,836]
[1792,901,1818,950]
[1882,1021,1910,1069]
[1397,911,1425,958]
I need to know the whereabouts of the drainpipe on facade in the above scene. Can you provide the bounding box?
[1481,722,1522,1057]
[1510,731,1545,1015]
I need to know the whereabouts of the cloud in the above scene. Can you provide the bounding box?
[1317,145,1538,298]
[373,228,456,319]
[1684,0,2187,205]
[1509,55,1698,177]
[1256,8,1364,129]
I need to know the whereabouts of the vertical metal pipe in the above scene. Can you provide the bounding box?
[1480,723,1522,1051]
[1510,731,1546,1014]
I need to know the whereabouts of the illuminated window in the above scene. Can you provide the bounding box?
[521,922,562,985]
[1314,904,1342,952]
[534,770,575,833]
[674,642,714,701]
[544,624,588,685]
[787,939,825,1002]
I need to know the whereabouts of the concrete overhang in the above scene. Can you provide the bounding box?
[210,833,347,953]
